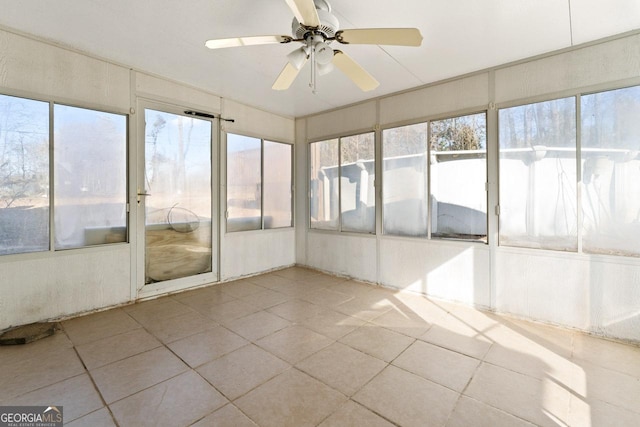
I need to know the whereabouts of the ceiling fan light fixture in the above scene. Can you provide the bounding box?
[317,61,334,76]
[314,41,334,65]
[287,46,309,70]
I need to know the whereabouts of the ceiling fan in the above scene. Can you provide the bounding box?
[204,0,423,93]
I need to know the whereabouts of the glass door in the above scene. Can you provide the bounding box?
[141,108,214,284]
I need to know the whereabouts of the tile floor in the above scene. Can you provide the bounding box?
[1,267,640,426]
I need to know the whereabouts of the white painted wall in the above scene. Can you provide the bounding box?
[297,31,640,342]
[0,29,296,330]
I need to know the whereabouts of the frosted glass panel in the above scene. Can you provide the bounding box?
[382,123,428,237]
[263,141,292,229]
[144,110,212,283]
[0,94,49,255]
[341,132,375,233]
[499,97,577,251]
[227,134,261,232]
[430,113,487,241]
[581,86,640,257]
[310,139,339,230]
[54,105,127,249]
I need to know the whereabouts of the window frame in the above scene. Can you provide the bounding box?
[0,91,130,257]
[380,111,489,243]
[225,131,293,233]
[308,130,376,235]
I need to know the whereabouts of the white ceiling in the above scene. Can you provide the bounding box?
[0,0,639,117]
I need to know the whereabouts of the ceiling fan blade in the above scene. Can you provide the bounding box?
[284,0,320,27]
[272,60,307,90]
[333,50,379,92]
[205,35,292,49]
[335,28,423,46]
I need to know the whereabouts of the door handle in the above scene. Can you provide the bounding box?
[137,192,151,203]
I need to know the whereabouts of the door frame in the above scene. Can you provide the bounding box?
[133,98,220,299]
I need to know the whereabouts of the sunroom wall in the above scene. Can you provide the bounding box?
[297,31,640,342]
[0,28,295,330]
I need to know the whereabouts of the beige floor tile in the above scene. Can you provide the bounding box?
[301,309,366,340]
[420,314,493,359]
[65,408,116,427]
[507,318,575,353]
[246,273,295,289]
[218,280,267,298]
[90,347,188,404]
[339,324,414,362]
[371,308,432,338]
[196,299,261,322]
[483,332,583,391]
[334,293,394,322]
[122,298,194,326]
[327,280,379,298]
[174,287,237,309]
[256,325,333,364]
[272,267,323,281]
[0,374,103,422]
[392,291,452,322]
[109,370,227,427]
[446,396,536,427]
[318,400,395,427]
[240,289,291,310]
[0,346,85,401]
[393,340,480,392]
[300,287,354,307]
[145,310,218,343]
[235,369,347,427]
[576,360,640,413]
[572,333,640,377]
[167,326,248,368]
[568,394,640,427]
[197,344,290,400]
[192,404,258,427]
[353,365,459,427]
[223,310,291,341]
[268,299,329,322]
[62,308,141,345]
[296,342,387,396]
[75,328,161,369]
[0,331,73,366]
[464,362,571,427]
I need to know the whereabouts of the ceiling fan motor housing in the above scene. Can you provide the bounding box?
[292,8,340,40]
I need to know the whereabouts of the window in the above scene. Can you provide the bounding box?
[0,94,128,255]
[381,114,487,241]
[430,113,487,240]
[382,123,428,237]
[263,140,293,229]
[226,133,292,232]
[310,132,375,233]
[54,105,127,249]
[499,97,577,251]
[581,86,640,257]
[0,94,49,255]
[309,139,339,230]
[340,133,375,233]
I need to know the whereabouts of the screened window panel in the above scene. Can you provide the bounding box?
[263,140,292,229]
[310,139,339,230]
[382,123,428,237]
[430,113,487,241]
[499,97,577,251]
[0,94,50,255]
[53,105,127,249]
[341,132,375,233]
[581,86,640,257]
[227,134,261,232]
